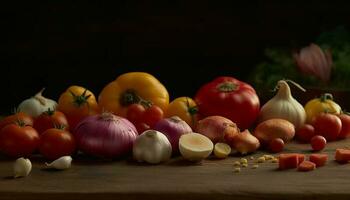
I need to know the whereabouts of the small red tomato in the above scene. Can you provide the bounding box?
[126,104,146,124]
[312,113,342,141]
[34,109,69,134]
[143,105,164,128]
[311,135,327,151]
[0,112,33,131]
[135,122,150,134]
[0,122,39,157]
[296,124,315,143]
[338,114,350,139]
[269,138,284,153]
[39,128,76,160]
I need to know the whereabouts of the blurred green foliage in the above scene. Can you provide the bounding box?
[250,26,350,92]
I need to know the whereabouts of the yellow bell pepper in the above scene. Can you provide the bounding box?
[98,72,169,117]
[304,93,341,123]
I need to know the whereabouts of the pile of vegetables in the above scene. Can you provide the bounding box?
[1,71,350,176]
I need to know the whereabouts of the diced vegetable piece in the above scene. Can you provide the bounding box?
[335,149,350,163]
[298,161,316,172]
[309,154,328,167]
[278,153,305,170]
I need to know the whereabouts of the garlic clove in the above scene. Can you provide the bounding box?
[14,157,32,178]
[45,156,72,170]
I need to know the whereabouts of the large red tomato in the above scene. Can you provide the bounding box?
[195,77,260,129]
[337,114,350,139]
[312,113,342,141]
[33,109,69,134]
[39,128,76,160]
[0,112,33,131]
[0,123,40,157]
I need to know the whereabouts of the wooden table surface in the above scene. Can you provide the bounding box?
[1,139,350,200]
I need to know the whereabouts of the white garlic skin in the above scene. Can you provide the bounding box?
[18,89,57,117]
[259,80,306,130]
[14,157,32,178]
[45,156,72,170]
[133,130,172,164]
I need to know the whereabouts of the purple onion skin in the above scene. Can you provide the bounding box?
[73,114,138,158]
[154,116,192,153]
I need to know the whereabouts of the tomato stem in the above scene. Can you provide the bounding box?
[120,89,152,108]
[69,90,92,107]
[320,93,334,102]
[217,82,238,92]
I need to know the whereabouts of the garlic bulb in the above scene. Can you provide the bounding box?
[133,130,172,164]
[45,156,72,170]
[18,88,57,118]
[14,157,32,178]
[259,80,306,130]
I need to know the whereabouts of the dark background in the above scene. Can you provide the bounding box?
[2,1,350,114]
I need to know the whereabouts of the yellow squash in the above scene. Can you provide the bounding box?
[98,72,169,117]
[304,93,341,123]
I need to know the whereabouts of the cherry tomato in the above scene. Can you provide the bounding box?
[311,135,327,151]
[0,112,33,131]
[34,109,69,134]
[143,105,164,128]
[296,124,315,143]
[338,114,350,139]
[312,113,342,141]
[134,122,150,134]
[0,123,39,157]
[126,104,146,124]
[39,128,76,160]
[269,138,284,153]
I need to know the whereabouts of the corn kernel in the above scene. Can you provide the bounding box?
[249,156,254,160]
[271,158,278,163]
[241,163,248,168]
[234,167,241,173]
[252,164,259,169]
[257,156,266,163]
[240,158,248,164]
[233,161,241,166]
[264,155,274,160]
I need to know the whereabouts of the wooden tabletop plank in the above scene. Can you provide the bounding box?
[1,140,350,200]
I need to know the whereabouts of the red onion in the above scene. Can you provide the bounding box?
[74,113,138,158]
[196,116,239,144]
[154,116,192,153]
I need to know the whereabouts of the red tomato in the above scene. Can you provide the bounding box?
[269,138,284,153]
[143,105,164,128]
[126,104,163,133]
[338,114,350,139]
[296,124,315,143]
[39,128,76,160]
[0,123,39,157]
[311,135,327,151]
[194,77,260,130]
[126,104,146,124]
[33,110,69,134]
[312,113,342,141]
[0,112,33,131]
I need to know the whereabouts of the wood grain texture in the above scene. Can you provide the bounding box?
[1,140,350,200]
